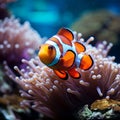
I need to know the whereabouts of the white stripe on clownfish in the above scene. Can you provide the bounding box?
[46,35,84,68]
[76,53,84,68]
[53,35,85,68]
[53,35,77,56]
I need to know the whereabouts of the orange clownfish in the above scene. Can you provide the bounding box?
[38,28,93,80]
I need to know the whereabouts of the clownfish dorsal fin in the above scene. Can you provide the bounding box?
[57,28,74,41]
[74,42,86,53]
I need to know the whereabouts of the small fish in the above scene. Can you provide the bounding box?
[38,28,93,80]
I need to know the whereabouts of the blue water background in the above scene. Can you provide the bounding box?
[7,0,120,37]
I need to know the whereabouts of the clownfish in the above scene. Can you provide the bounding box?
[38,28,93,80]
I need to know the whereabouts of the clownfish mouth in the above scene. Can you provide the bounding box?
[38,44,56,65]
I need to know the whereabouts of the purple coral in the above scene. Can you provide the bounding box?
[0,16,42,68]
[9,32,120,119]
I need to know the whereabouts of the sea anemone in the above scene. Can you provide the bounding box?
[0,16,42,68]
[8,32,120,119]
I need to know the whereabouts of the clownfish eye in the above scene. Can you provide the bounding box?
[39,45,41,49]
[48,45,54,50]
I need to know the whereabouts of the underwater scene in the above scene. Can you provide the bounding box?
[0,0,120,120]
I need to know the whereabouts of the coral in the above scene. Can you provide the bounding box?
[0,16,42,68]
[91,99,120,111]
[0,94,28,112]
[76,104,120,120]
[0,65,11,94]
[8,32,120,119]
[0,94,41,120]
[0,16,44,120]
[71,10,120,45]
[76,105,92,120]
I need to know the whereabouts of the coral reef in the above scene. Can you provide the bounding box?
[71,10,120,45]
[7,32,120,119]
[76,103,120,120]
[0,2,119,120]
[0,96,42,120]
[0,16,42,68]
[91,99,120,111]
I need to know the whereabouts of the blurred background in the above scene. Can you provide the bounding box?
[6,0,120,62]
[7,0,120,37]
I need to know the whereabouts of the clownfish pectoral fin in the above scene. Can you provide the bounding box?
[61,50,75,68]
[74,42,86,53]
[54,70,68,80]
[68,68,81,79]
[80,55,94,70]
[57,28,74,41]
